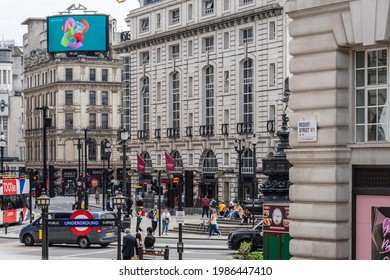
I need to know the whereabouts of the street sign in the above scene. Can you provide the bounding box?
[68,210,95,236]
[176,211,185,224]
[77,181,82,187]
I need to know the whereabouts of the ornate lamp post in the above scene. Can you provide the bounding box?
[119,127,130,197]
[0,132,6,173]
[113,192,126,260]
[251,133,258,227]
[37,192,50,260]
[234,135,246,203]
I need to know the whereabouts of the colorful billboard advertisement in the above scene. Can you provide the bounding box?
[371,207,390,260]
[47,14,109,53]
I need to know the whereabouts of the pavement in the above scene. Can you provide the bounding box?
[0,196,229,249]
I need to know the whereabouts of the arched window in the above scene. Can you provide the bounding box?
[171,72,180,128]
[141,77,150,131]
[243,59,253,125]
[203,150,217,173]
[141,151,153,172]
[171,150,183,169]
[204,65,214,126]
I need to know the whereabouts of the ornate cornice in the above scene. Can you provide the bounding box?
[114,4,283,52]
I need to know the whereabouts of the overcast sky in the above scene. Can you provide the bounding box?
[0,0,140,46]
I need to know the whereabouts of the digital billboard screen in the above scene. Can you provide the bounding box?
[47,14,109,53]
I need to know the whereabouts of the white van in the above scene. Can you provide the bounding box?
[19,210,118,248]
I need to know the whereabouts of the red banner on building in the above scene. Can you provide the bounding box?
[137,153,145,173]
[165,151,175,172]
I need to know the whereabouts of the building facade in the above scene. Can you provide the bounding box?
[286,0,390,259]
[0,40,25,171]
[114,0,288,203]
[22,16,123,194]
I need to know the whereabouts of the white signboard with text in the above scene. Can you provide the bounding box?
[298,120,317,142]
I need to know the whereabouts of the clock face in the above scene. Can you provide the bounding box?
[272,208,283,225]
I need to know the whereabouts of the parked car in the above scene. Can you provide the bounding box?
[19,210,117,248]
[227,221,263,251]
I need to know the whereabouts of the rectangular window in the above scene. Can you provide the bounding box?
[204,0,214,15]
[170,9,180,25]
[224,0,230,11]
[157,154,162,165]
[157,82,161,101]
[170,44,180,59]
[89,113,96,129]
[269,63,276,87]
[141,51,150,65]
[240,0,253,5]
[224,153,229,166]
[102,69,108,82]
[241,27,254,44]
[224,32,229,49]
[188,40,193,57]
[224,71,229,92]
[65,90,73,105]
[203,36,214,52]
[65,68,73,81]
[269,21,276,40]
[157,13,161,29]
[188,4,193,21]
[189,153,194,165]
[65,113,73,129]
[157,48,161,63]
[188,77,193,97]
[140,18,150,32]
[101,91,109,105]
[102,114,109,129]
[89,91,96,105]
[355,49,388,142]
[89,68,96,81]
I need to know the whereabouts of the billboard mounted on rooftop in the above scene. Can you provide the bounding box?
[47,14,109,53]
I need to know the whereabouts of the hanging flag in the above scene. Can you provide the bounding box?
[165,151,175,172]
[137,153,145,173]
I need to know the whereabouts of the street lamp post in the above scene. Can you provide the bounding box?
[37,192,50,260]
[251,133,258,227]
[82,128,89,209]
[113,193,126,260]
[35,106,53,195]
[0,132,6,173]
[234,135,246,204]
[120,128,130,197]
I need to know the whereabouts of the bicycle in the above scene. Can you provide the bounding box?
[196,218,210,234]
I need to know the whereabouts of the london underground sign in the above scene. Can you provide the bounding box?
[67,210,98,236]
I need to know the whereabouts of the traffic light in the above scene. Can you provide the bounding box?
[36,182,44,197]
[151,180,157,192]
[49,165,61,198]
[106,169,115,196]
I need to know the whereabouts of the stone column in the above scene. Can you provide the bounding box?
[285,0,352,259]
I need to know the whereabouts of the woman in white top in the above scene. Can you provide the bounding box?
[208,209,221,237]
[161,208,172,235]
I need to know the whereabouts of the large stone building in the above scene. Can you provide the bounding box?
[114,0,288,203]
[0,40,25,171]
[286,0,390,260]
[22,14,123,194]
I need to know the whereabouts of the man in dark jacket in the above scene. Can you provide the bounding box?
[143,227,156,249]
[122,228,138,260]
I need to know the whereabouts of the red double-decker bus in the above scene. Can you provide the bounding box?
[0,176,31,225]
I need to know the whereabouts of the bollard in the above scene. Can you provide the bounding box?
[4,222,9,235]
[164,245,170,260]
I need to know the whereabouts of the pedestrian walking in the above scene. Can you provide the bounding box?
[94,190,100,204]
[122,228,139,260]
[201,196,210,218]
[208,209,221,238]
[161,208,171,235]
[135,206,143,233]
[144,227,156,249]
[151,205,159,233]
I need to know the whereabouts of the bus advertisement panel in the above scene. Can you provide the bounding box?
[0,177,30,225]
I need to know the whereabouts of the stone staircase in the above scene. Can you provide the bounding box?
[170,216,261,236]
